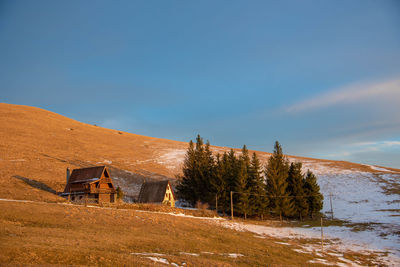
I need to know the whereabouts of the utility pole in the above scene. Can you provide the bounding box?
[329,193,334,220]
[230,191,234,220]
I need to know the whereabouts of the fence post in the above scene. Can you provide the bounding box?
[321,217,324,253]
[329,193,334,220]
[230,191,234,220]
[215,194,218,215]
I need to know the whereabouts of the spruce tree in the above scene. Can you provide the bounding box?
[176,140,197,204]
[219,152,232,214]
[287,162,308,220]
[304,170,323,219]
[235,158,251,219]
[176,135,216,206]
[249,152,268,219]
[211,154,228,213]
[265,141,293,220]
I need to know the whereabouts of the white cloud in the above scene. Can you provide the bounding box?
[285,78,400,113]
[351,140,400,149]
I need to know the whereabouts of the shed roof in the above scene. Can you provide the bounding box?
[69,166,107,184]
[138,180,173,203]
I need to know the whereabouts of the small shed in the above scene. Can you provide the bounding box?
[61,166,116,203]
[138,180,175,207]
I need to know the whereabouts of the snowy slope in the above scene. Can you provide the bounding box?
[155,149,400,261]
[300,160,400,258]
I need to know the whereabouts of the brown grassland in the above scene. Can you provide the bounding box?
[0,103,397,266]
[0,200,384,266]
[1,103,396,203]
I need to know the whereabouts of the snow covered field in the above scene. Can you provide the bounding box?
[301,161,400,257]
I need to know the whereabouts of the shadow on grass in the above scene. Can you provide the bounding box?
[13,175,57,194]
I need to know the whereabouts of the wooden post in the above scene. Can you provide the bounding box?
[320,217,324,253]
[84,194,87,207]
[329,193,334,220]
[67,194,70,203]
[230,191,234,220]
[215,194,218,215]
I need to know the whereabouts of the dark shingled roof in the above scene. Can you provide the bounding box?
[138,180,173,203]
[69,166,107,184]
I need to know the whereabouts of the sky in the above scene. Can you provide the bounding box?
[1,0,400,168]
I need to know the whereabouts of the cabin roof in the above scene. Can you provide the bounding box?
[69,166,107,184]
[138,180,173,203]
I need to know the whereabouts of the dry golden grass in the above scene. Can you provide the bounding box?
[2,103,397,203]
[1,200,384,266]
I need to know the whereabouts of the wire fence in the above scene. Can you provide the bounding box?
[214,191,335,221]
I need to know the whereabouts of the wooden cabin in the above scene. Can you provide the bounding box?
[61,166,116,203]
[138,180,175,207]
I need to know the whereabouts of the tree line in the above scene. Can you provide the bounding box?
[176,135,323,220]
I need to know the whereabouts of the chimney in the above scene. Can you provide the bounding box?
[66,167,70,183]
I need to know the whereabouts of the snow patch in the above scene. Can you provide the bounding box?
[180,252,199,256]
[146,257,169,265]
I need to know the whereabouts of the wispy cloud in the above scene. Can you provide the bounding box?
[285,78,400,113]
[321,139,400,167]
[351,140,400,149]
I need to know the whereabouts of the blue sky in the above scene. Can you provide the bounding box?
[1,0,400,168]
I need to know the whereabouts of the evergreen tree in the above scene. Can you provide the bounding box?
[177,135,216,205]
[176,140,198,204]
[287,162,308,220]
[249,152,268,219]
[304,170,323,218]
[219,152,232,214]
[265,141,293,220]
[235,158,251,219]
[226,149,238,193]
[210,154,228,213]
[202,140,215,203]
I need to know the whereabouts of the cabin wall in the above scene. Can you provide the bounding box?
[98,193,115,203]
[162,184,175,207]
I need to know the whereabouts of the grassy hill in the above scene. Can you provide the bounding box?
[2,103,397,202]
[1,103,399,266]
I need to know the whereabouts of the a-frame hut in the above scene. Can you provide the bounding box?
[138,180,175,207]
[61,166,116,203]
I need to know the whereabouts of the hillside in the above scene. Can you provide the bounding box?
[1,103,400,264]
[1,103,397,199]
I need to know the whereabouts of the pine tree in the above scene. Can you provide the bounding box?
[211,154,228,213]
[304,170,323,219]
[176,135,216,205]
[219,152,232,214]
[265,141,293,220]
[287,162,308,220]
[176,140,198,204]
[201,140,215,203]
[249,152,268,219]
[235,158,251,219]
